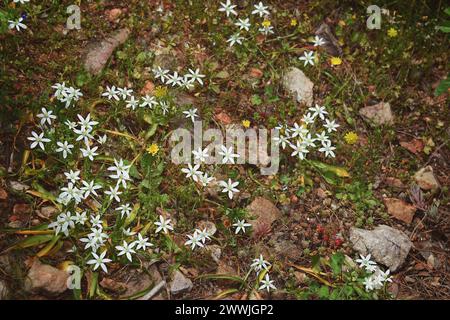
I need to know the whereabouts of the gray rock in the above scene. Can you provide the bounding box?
[153,53,178,71]
[282,67,314,106]
[169,270,193,295]
[207,244,222,264]
[37,206,59,219]
[350,225,412,272]
[197,221,217,237]
[273,239,302,260]
[174,92,196,107]
[359,102,394,125]
[247,197,281,240]
[84,28,130,75]
[25,259,69,294]
[247,197,281,229]
[315,23,342,57]
[9,181,30,192]
[414,166,440,191]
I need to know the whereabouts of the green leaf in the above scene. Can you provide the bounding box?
[89,272,99,299]
[9,234,54,250]
[124,203,140,227]
[308,160,350,178]
[330,252,344,275]
[251,94,263,106]
[318,285,330,299]
[197,273,245,284]
[434,74,450,96]
[214,70,230,79]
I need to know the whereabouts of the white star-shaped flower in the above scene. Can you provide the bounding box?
[323,119,340,133]
[218,0,237,17]
[181,163,202,182]
[77,113,99,130]
[118,87,133,100]
[290,141,309,160]
[37,108,57,126]
[116,203,132,219]
[251,254,271,274]
[299,51,316,66]
[301,112,315,125]
[64,169,80,184]
[87,251,112,273]
[80,145,99,161]
[227,33,244,47]
[218,145,240,164]
[115,240,136,262]
[192,147,209,163]
[105,185,122,203]
[8,17,27,31]
[27,131,50,151]
[185,231,205,250]
[218,179,239,199]
[312,35,326,47]
[55,141,74,159]
[259,274,276,292]
[81,180,102,198]
[308,104,328,120]
[154,215,174,234]
[318,140,336,158]
[133,233,153,251]
[102,85,120,101]
[126,96,139,110]
[273,134,290,150]
[232,219,251,234]
[252,2,270,17]
[140,95,158,109]
[183,108,198,123]
[185,68,205,86]
[198,172,215,187]
[153,66,170,83]
[315,131,330,144]
[235,18,251,31]
[166,72,183,87]
[290,123,308,138]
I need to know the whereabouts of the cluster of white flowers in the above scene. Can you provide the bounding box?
[298,35,326,66]
[274,104,339,160]
[101,83,174,114]
[26,83,199,274]
[184,227,212,250]
[250,254,276,292]
[181,147,253,236]
[152,66,205,89]
[356,254,393,292]
[48,211,79,236]
[52,82,83,108]
[218,1,272,47]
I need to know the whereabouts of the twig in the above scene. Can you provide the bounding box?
[137,280,166,300]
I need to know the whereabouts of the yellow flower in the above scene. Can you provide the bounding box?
[242,120,250,128]
[146,143,159,155]
[290,18,298,27]
[262,20,271,28]
[330,57,342,66]
[154,86,168,98]
[344,131,358,145]
[387,28,398,38]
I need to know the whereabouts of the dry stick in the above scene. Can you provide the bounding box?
[423,139,449,166]
[137,280,166,300]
